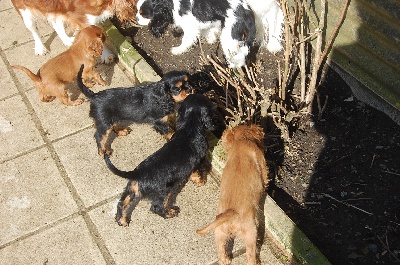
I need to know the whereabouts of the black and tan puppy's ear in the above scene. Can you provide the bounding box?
[162,71,191,102]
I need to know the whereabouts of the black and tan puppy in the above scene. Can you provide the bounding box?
[104,94,215,226]
[77,65,192,156]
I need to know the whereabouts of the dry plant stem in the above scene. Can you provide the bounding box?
[382,170,400,177]
[323,193,373,216]
[306,0,325,112]
[280,0,290,100]
[318,0,351,70]
[278,61,282,95]
[300,12,306,102]
[376,235,400,262]
[316,92,328,120]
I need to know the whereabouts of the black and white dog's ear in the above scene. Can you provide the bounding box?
[149,0,174,37]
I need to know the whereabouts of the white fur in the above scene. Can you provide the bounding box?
[20,9,48,55]
[86,10,113,25]
[137,0,254,68]
[136,0,151,26]
[18,7,114,63]
[245,0,284,53]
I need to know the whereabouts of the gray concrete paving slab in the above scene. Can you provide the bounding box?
[0,148,77,245]
[1,7,56,56]
[0,0,12,10]
[0,95,44,161]
[25,88,94,141]
[5,37,67,90]
[0,216,106,264]
[52,128,125,207]
[88,178,221,265]
[0,59,17,98]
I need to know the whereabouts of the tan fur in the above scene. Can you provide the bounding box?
[11,0,137,29]
[197,124,270,265]
[12,25,106,106]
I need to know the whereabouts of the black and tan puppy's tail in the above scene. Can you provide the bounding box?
[104,153,135,180]
[77,64,95,98]
[196,209,237,235]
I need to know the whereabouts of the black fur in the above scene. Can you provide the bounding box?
[104,94,215,226]
[232,4,256,46]
[77,64,191,156]
[137,0,256,68]
[148,0,174,37]
[191,0,229,24]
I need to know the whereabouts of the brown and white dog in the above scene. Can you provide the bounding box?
[11,0,137,62]
[12,25,106,106]
[197,124,270,265]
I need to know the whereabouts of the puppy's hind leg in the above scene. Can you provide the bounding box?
[215,228,232,265]
[150,179,187,218]
[241,220,260,265]
[53,83,84,106]
[150,194,180,219]
[116,181,141,226]
[49,16,74,46]
[95,126,114,156]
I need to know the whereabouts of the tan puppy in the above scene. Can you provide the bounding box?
[12,25,106,106]
[197,124,269,265]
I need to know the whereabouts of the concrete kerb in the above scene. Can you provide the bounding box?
[101,19,331,265]
[102,20,161,83]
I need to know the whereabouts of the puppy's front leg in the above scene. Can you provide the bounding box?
[100,46,115,64]
[82,68,106,87]
[189,170,207,187]
[171,27,199,55]
[150,195,180,219]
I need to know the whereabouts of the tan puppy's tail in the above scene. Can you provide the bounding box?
[196,209,237,235]
[12,65,41,83]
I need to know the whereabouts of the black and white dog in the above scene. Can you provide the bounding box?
[245,0,284,53]
[136,0,256,68]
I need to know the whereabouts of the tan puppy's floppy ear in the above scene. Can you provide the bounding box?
[221,128,234,150]
[249,124,265,149]
[87,38,104,57]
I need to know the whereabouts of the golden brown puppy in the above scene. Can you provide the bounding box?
[197,124,269,265]
[12,25,106,106]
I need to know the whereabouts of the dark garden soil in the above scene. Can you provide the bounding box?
[113,21,400,265]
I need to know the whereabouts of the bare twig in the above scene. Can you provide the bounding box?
[280,0,291,94]
[318,0,351,69]
[341,198,372,202]
[305,0,325,111]
[316,92,328,120]
[370,153,377,168]
[322,193,373,216]
[382,170,400,177]
[377,235,400,262]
